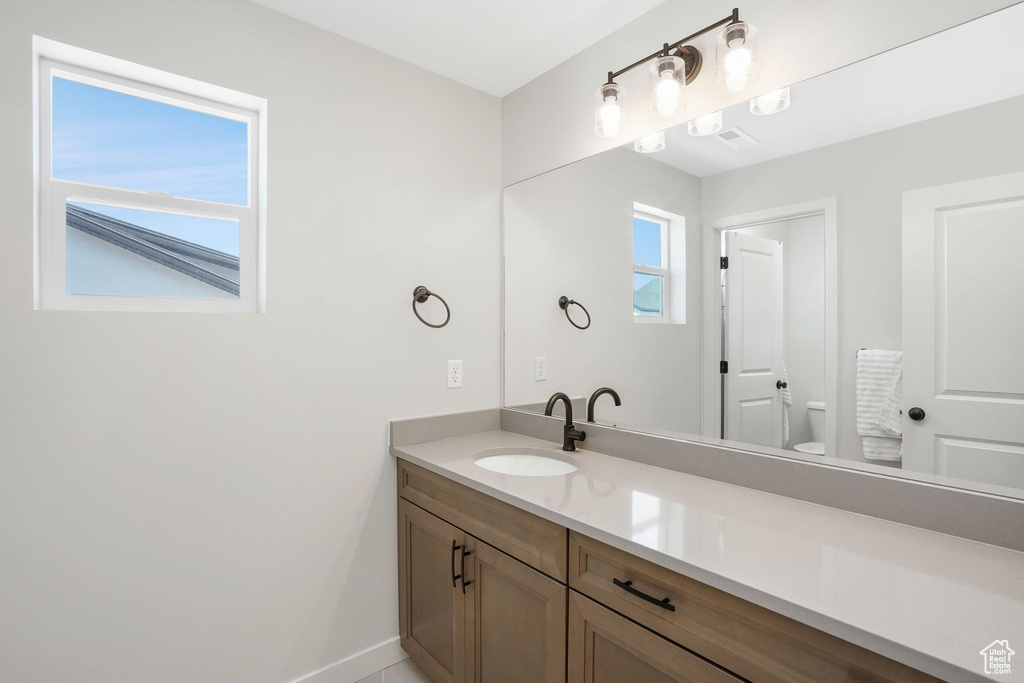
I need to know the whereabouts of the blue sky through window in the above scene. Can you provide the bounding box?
[52,77,248,206]
[633,216,662,268]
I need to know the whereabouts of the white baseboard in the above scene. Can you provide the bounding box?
[287,636,408,683]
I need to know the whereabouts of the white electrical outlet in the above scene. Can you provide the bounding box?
[448,360,464,389]
[535,356,547,381]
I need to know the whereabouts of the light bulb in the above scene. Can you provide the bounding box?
[724,46,752,75]
[758,90,782,109]
[687,111,723,136]
[655,70,682,117]
[648,55,685,118]
[716,21,758,93]
[725,72,749,93]
[594,82,627,138]
[634,131,665,153]
[750,87,791,115]
[599,97,622,137]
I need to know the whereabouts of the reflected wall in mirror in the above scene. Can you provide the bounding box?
[503,4,1024,499]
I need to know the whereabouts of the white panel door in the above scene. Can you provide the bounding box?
[903,172,1024,489]
[724,232,785,448]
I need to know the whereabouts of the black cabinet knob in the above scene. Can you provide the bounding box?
[908,407,926,421]
[776,380,788,389]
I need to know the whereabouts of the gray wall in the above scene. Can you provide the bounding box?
[504,148,703,433]
[702,94,1024,465]
[785,216,827,447]
[0,1,499,681]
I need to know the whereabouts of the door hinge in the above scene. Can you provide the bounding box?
[720,256,729,269]
[720,360,728,374]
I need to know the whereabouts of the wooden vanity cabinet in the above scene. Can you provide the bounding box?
[398,494,566,683]
[462,537,566,682]
[398,498,468,683]
[398,458,938,683]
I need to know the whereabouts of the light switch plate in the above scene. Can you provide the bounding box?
[448,360,464,389]
[535,356,547,382]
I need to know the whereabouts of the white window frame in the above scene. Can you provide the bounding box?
[632,209,670,323]
[34,37,267,313]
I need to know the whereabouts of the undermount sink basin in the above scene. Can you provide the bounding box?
[473,448,579,477]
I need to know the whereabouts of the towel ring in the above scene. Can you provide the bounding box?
[412,286,450,328]
[558,296,591,330]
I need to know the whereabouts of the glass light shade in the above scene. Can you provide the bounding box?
[687,111,723,136]
[750,87,791,115]
[716,21,759,93]
[649,55,685,117]
[595,82,627,138]
[634,131,666,153]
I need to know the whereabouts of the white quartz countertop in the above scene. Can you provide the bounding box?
[392,430,1024,682]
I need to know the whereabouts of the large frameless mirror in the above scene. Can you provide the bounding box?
[503,4,1024,500]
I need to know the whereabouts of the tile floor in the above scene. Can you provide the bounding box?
[355,657,431,683]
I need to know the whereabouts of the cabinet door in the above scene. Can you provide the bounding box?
[568,591,741,683]
[463,537,567,683]
[399,498,467,683]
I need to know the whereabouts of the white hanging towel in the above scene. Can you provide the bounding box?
[876,372,903,436]
[781,361,793,446]
[856,349,903,461]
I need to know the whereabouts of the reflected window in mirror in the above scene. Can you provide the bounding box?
[633,204,685,324]
[633,211,667,318]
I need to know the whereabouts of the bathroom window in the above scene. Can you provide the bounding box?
[633,210,669,320]
[34,38,267,312]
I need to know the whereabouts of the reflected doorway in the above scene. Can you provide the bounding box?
[703,200,837,458]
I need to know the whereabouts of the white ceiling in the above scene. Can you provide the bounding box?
[643,3,1024,177]
[248,0,666,96]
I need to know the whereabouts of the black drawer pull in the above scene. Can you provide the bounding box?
[613,578,676,612]
[451,540,460,587]
[460,547,473,594]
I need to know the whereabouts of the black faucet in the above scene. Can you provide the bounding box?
[544,392,586,452]
[587,387,621,423]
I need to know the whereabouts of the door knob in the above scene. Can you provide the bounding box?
[908,407,926,421]
[776,380,788,389]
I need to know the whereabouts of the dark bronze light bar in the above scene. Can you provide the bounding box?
[595,7,759,138]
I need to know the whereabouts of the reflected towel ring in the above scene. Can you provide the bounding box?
[412,286,451,328]
[558,295,591,330]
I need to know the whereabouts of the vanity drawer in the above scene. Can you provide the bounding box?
[569,590,741,683]
[569,532,939,683]
[397,459,568,582]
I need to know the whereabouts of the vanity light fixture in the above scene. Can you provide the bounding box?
[687,111,723,136]
[595,7,756,138]
[749,87,791,115]
[634,131,666,153]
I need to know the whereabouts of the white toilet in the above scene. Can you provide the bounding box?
[793,401,826,455]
